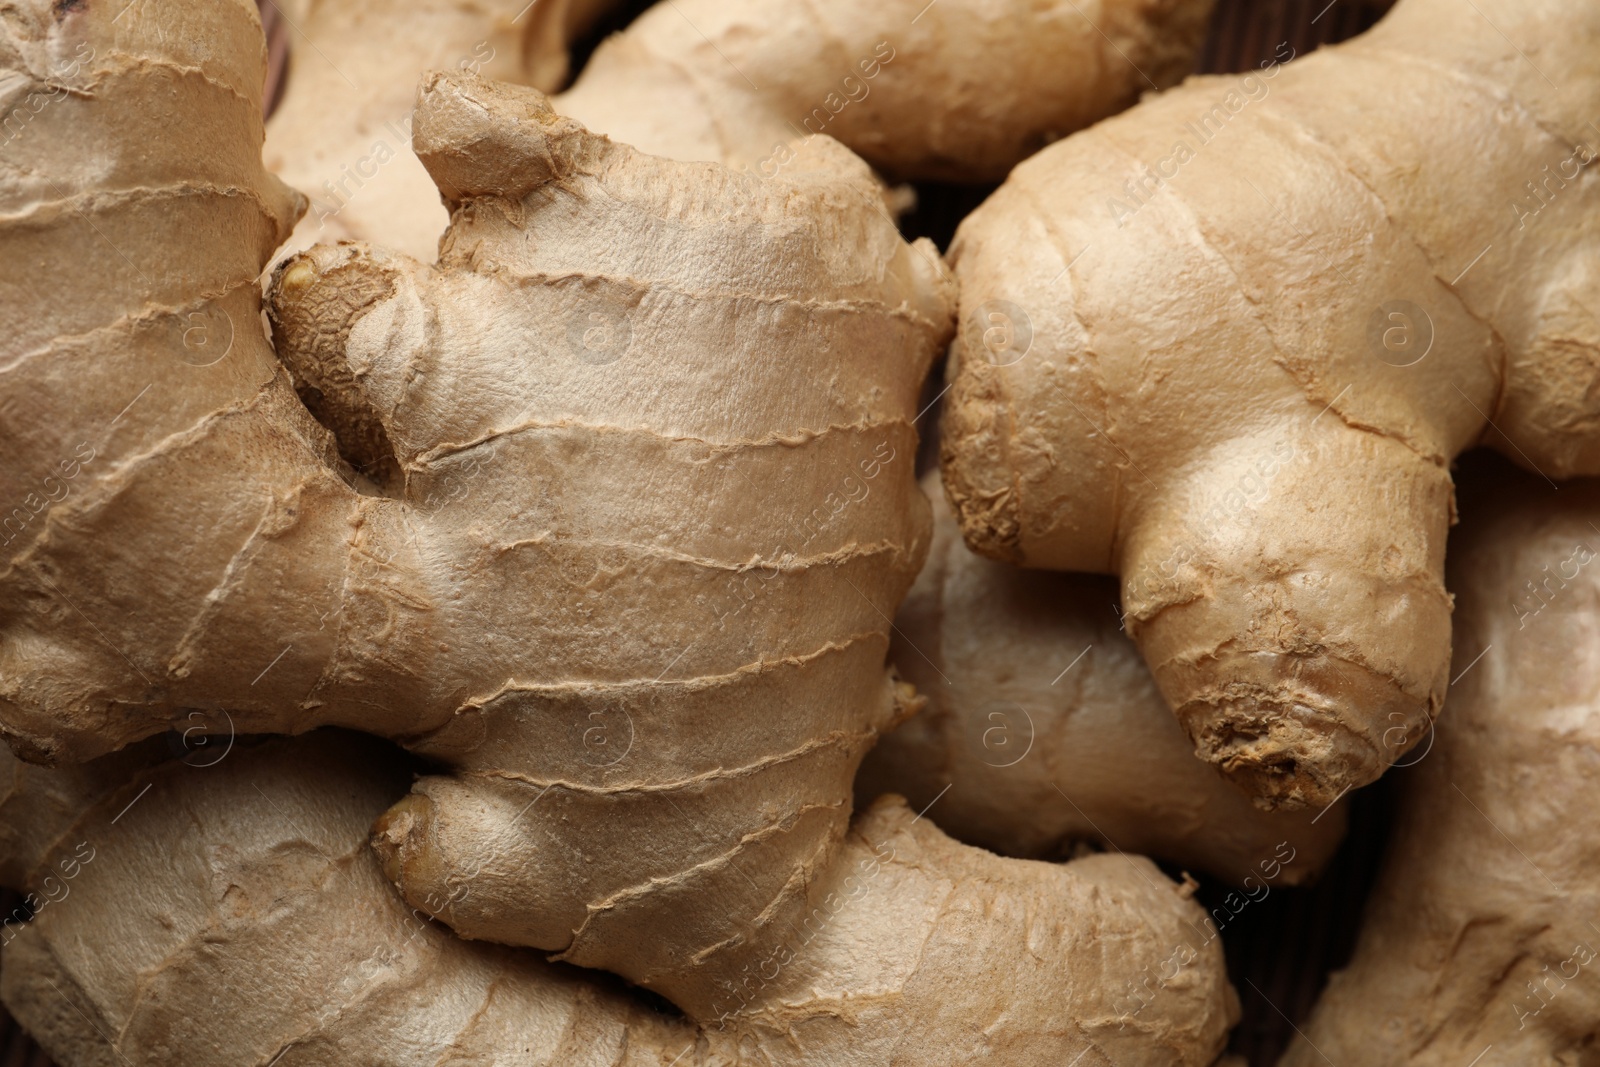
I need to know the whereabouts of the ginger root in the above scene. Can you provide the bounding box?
[263,0,619,259]
[0,0,315,740]
[555,0,1213,181]
[268,72,948,1018]
[1,731,1238,1066]
[0,733,694,1067]
[941,0,1600,809]
[1281,459,1600,1065]
[265,0,1215,258]
[0,35,965,1026]
[858,474,1347,886]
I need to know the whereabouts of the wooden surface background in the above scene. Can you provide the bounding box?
[0,0,1395,1063]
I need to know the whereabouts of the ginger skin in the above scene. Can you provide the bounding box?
[1,28,966,1030]
[268,73,950,1018]
[858,474,1348,886]
[1282,458,1600,1065]
[12,0,1184,1047]
[555,0,1214,182]
[0,9,1235,1045]
[0,732,1238,1067]
[264,0,618,259]
[941,0,1600,809]
[0,2,309,745]
[265,0,1216,258]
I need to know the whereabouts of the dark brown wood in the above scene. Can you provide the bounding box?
[1199,0,1392,72]
[261,0,290,119]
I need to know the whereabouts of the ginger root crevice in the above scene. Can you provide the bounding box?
[858,472,1349,887]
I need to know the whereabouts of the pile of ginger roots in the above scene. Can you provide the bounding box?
[1,0,1598,1063]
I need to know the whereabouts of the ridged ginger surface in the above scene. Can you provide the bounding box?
[942,0,1600,809]
[0,732,1238,1066]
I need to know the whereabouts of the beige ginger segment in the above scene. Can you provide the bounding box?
[1282,459,1600,1065]
[1,732,1236,1066]
[941,0,1600,809]
[262,0,1217,258]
